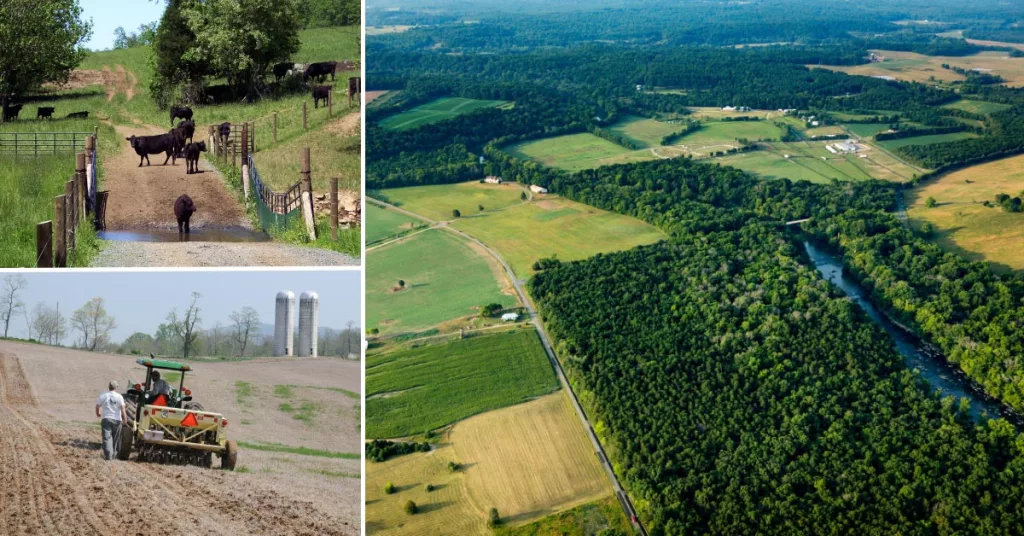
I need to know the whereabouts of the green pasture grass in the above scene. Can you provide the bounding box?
[493,495,631,536]
[249,114,360,192]
[606,115,683,148]
[235,380,253,404]
[366,203,424,244]
[0,120,117,267]
[504,132,655,172]
[367,229,516,335]
[843,123,894,137]
[676,121,783,148]
[804,125,847,138]
[237,440,359,459]
[717,141,921,184]
[451,195,666,277]
[377,181,525,222]
[942,99,1012,115]
[366,329,558,438]
[877,132,979,151]
[379,97,508,131]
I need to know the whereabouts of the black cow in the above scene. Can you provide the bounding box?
[217,121,231,147]
[37,107,55,119]
[303,61,335,82]
[184,141,206,175]
[312,86,331,109]
[126,133,178,167]
[170,105,193,126]
[66,111,89,119]
[174,194,197,234]
[273,62,294,81]
[176,119,196,144]
[1,104,22,122]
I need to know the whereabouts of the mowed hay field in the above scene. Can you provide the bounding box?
[379,97,508,131]
[812,50,1024,87]
[367,203,423,244]
[606,115,684,147]
[452,194,666,276]
[718,141,923,183]
[379,181,526,222]
[905,154,1024,271]
[504,132,657,172]
[366,392,613,535]
[942,99,1012,116]
[876,132,980,151]
[366,329,558,438]
[367,229,517,334]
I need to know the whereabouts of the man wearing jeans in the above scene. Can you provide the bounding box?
[95,381,127,461]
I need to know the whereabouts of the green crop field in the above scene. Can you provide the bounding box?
[942,100,1012,115]
[366,329,558,438]
[379,97,508,131]
[367,229,517,334]
[843,123,894,137]
[366,203,423,244]
[493,496,631,536]
[876,132,979,150]
[717,141,922,184]
[0,120,118,267]
[452,195,666,276]
[504,132,656,171]
[377,181,526,222]
[607,115,684,148]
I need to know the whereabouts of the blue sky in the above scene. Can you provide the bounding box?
[80,0,166,51]
[5,270,362,341]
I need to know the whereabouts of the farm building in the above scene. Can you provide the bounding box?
[483,176,503,184]
[530,185,548,194]
[502,312,520,322]
[828,140,861,154]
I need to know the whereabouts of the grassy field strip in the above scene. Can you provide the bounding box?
[367,228,518,335]
[812,49,1024,86]
[366,329,559,438]
[876,132,980,151]
[377,181,527,222]
[379,97,508,131]
[905,154,1024,272]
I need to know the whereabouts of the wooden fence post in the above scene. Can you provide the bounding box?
[54,195,66,268]
[250,121,255,153]
[330,177,338,241]
[241,123,250,199]
[93,126,98,140]
[302,102,307,130]
[36,221,52,268]
[64,180,75,252]
[273,112,278,143]
[328,88,333,118]
[300,147,316,240]
[208,125,216,158]
[76,152,87,220]
[232,139,237,168]
[84,137,95,212]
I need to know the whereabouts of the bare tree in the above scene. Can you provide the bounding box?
[167,292,202,359]
[229,306,260,357]
[0,275,27,338]
[70,297,117,351]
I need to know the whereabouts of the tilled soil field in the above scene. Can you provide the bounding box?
[0,342,361,536]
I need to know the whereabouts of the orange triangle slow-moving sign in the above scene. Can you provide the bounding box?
[181,412,199,427]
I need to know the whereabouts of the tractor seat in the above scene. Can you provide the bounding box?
[151,393,170,407]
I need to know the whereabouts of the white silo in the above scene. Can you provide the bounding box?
[274,290,295,356]
[297,291,319,357]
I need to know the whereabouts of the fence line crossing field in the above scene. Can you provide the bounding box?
[379,97,509,131]
[367,228,517,335]
[905,154,1024,272]
[367,203,424,244]
[366,329,559,438]
[365,391,613,535]
[451,194,667,277]
[377,181,526,222]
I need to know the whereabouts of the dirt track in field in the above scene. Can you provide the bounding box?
[0,348,359,536]
[104,124,251,231]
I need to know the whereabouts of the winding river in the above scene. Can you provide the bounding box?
[804,241,1022,426]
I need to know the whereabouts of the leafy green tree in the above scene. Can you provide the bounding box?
[480,303,504,318]
[384,482,396,494]
[404,500,418,515]
[70,298,117,351]
[452,209,461,218]
[151,0,204,107]
[925,196,937,208]
[0,0,91,118]
[113,22,158,49]
[487,508,500,528]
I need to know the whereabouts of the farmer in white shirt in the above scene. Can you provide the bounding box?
[95,381,127,461]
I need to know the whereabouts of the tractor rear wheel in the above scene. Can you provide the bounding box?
[116,425,133,461]
[222,440,238,470]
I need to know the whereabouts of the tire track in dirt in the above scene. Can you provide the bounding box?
[0,352,358,536]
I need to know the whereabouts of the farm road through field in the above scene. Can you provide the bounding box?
[0,352,358,536]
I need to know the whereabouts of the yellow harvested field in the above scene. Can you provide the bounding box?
[366,392,613,535]
[965,38,1024,52]
[906,155,1024,272]
[812,50,1024,87]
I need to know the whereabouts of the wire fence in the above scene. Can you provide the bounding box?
[0,131,92,156]
[35,138,98,267]
[248,153,301,233]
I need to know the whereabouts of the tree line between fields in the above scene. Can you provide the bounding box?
[366,10,1024,534]
[0,0,360,116]
[0,275,359,360]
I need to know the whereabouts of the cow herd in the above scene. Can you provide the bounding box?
[0,104,89,122]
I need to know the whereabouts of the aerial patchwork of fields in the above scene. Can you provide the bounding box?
[379,97,509,131]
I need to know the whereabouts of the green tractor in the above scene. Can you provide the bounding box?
[117,356,238,470]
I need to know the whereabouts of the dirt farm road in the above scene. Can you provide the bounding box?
[0,351,359,536]
[90,124,357,266]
